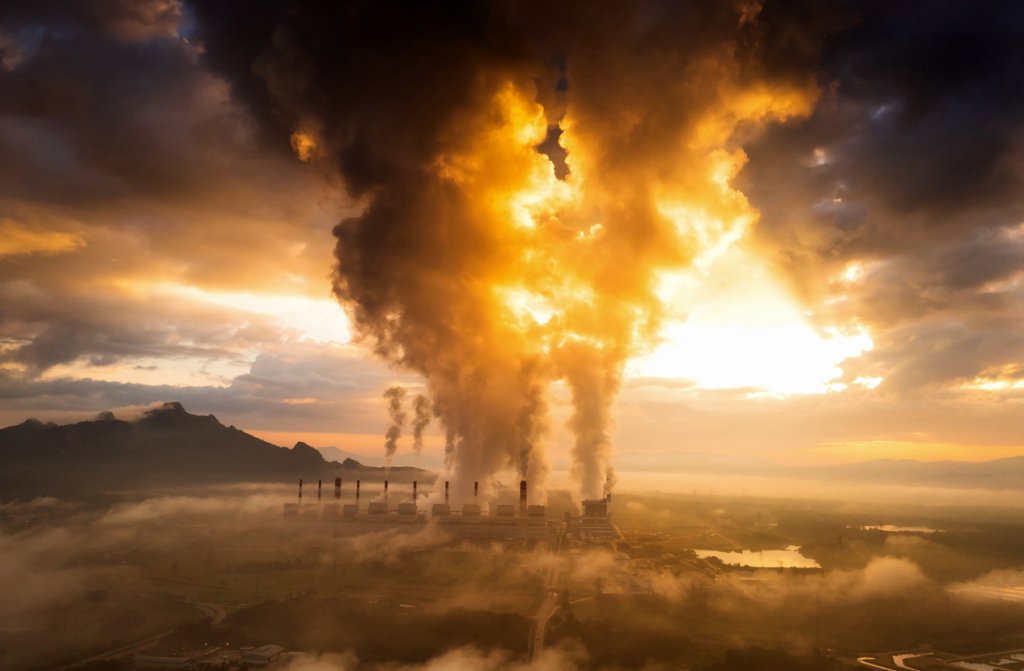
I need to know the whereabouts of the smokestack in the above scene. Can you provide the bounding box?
[384,479,389,504]
[317,479,322,501]
[356,479,361,503]
[474,481,479,498]
[444,480,449,504]
[413,480,418,502]
[299,478,303,501]
[334,477,341,499]
[519,480,527,516]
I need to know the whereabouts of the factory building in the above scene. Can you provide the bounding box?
[583,498,609,518]
[570,494,623,541]
[242,644,285,667]
[132,655,197,670]
[281,478,551,539]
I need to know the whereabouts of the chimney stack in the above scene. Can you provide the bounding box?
[444,480,449,504]
[474,481,479,498]
[334,477,341,499]
[317,479,322,501]
[413,480,418,502]
[519,480,528,516]
[384,479,389,503]
[356,479,361,503]
[299,478,303,501]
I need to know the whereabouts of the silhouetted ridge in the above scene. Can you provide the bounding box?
[0,402,431,500]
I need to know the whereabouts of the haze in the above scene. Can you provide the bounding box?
[2,1,1024,670]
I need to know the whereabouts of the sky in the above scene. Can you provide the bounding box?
[1,1,1023,479]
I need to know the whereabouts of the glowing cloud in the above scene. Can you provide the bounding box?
[211,2,820,499]
[0,220,84,257]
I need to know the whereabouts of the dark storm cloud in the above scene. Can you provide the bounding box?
[0,1,222,206]
[0,342,404,434]
[0,0,346,387]
[0,0,182,45]
[0,283,288,374]
[742,1,1024,392]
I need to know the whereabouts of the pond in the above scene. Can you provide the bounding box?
[860,524,938,533]
[693,545,820,569]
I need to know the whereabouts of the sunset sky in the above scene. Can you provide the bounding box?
[1,1,1023,476]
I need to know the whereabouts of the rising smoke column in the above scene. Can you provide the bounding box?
[411,393,431,458]
[193,0,824,500]
[382,385,406,464]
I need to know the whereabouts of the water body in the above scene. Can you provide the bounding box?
[693,545,820,569]
[861,524,938,533]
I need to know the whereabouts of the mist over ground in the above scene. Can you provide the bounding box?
[7,478,1024,670]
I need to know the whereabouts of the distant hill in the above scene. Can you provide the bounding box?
[807,456,1024,490]
[0,402,432,500]
[618,450,1024,491]
[318,445,446,471]
[318,445,381,466]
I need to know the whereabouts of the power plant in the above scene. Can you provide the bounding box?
[282,478,553,539]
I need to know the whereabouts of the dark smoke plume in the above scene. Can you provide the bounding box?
[192,0,828,500]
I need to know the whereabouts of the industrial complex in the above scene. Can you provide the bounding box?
[281,477,620,542]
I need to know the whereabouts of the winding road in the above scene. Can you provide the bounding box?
[63,599,227,669]
[530,523,567,661]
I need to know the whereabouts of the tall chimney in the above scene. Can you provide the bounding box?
[519,480,528,516]
[334,477,341,499]
[299,478,303,501]
[474,481,479,498]
[317,479,322,501]
[384,479,389,503]
[356,479,361,503]
[444,480,449,504]
[413,480,418,502]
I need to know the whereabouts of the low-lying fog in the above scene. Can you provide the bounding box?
[6,476,1024,670]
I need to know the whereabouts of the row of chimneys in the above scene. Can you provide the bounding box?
[297,478,530,513]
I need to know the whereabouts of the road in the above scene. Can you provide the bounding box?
[530,523,566,661]
[183,599,228,625]
[62,599,228,669]
[62,629,175,670]
[531,588,560,658]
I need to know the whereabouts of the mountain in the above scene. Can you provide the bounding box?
[318,445,446,471]
[618,450,1024,491]
[0,402,432,500]
[806,456,1024,490]
[318,445,379,466]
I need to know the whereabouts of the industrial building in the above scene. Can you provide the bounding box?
[132,655,197,670]
[281,477,551,539]
[569,494,623,541]
[241,644,285,667]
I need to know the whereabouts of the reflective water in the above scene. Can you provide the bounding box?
[693,545,820,568]
[861,524,938,533]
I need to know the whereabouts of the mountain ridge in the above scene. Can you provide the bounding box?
[0,402,431,500]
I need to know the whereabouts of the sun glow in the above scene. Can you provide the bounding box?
[442,81,853,400]
[154,282,352,344]
[630,245,874,395]
[959,365,1024,391]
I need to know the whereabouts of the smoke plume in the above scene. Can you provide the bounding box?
[194,0,822,500]
[383,385,407,463]
[411,393,431,457]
